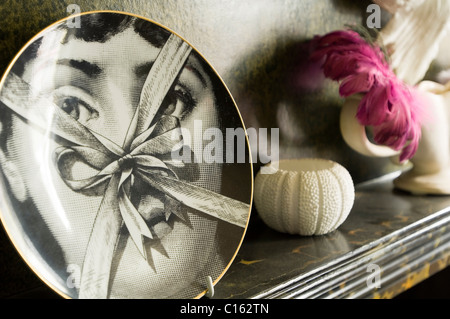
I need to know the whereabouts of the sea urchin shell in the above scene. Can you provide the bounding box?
[254,158,355,236]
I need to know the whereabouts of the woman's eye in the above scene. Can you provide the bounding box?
[50,86,99,125]
[56,96,98,124]
[160,86,196,118]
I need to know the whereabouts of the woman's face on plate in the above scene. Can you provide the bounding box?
[26,26,218,146]
[4,23,221,297]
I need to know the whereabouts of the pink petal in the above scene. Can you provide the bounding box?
[322,53,358,80]
[309,29,428,161]
[315,30,366,48]
[356,84,390,125]
[339,71,374,96]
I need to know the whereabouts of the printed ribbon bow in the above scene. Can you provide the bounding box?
[54,114,191,256]
[0,34,250,298]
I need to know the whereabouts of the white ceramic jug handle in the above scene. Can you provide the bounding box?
[340,95,401,158]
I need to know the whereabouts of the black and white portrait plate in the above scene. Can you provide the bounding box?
[0,11,253,299]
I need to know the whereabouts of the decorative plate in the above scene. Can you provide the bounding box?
[0,11,252,299]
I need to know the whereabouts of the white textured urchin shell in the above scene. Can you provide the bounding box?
[254,158,355,236]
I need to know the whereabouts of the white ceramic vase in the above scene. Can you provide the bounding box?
[340,81,450,195]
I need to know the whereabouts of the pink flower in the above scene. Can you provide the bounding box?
[311,29,426,162]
